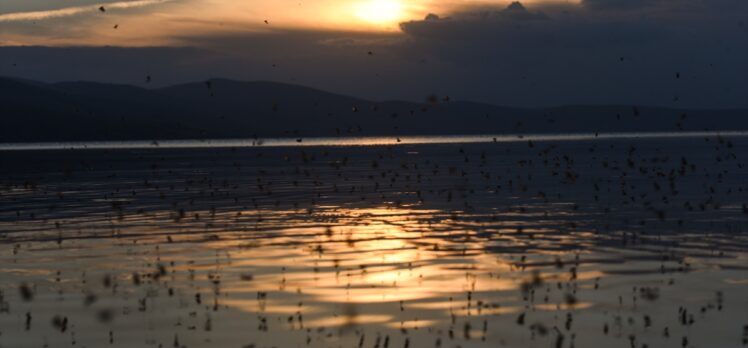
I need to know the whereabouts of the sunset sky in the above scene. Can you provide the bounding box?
[1,0,746,107]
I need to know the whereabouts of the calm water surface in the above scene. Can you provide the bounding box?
[1,133,747,347]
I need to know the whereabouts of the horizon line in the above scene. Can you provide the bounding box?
[2,130,747,151]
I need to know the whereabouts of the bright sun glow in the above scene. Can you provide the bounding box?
[354,0,404,26]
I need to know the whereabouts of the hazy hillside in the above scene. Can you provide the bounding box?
[1,77,746,142]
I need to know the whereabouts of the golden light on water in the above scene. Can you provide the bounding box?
[3,135,748,348]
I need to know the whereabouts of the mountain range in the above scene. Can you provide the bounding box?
[1,76,746,142]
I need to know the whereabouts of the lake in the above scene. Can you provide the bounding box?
[1,133,747,348]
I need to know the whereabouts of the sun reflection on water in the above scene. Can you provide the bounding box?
[2,138,748,347]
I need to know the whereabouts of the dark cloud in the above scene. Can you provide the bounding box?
[424,13,440,21]
[581,0,659,11]
[502,1,549,20]
[395,0,748,107]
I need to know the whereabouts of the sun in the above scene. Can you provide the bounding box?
[354,0,404,26]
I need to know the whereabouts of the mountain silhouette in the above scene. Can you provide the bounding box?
[1,76,746,142]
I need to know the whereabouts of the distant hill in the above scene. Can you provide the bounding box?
[1,76,746,142]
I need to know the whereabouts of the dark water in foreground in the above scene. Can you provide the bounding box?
[1,134,747,348]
